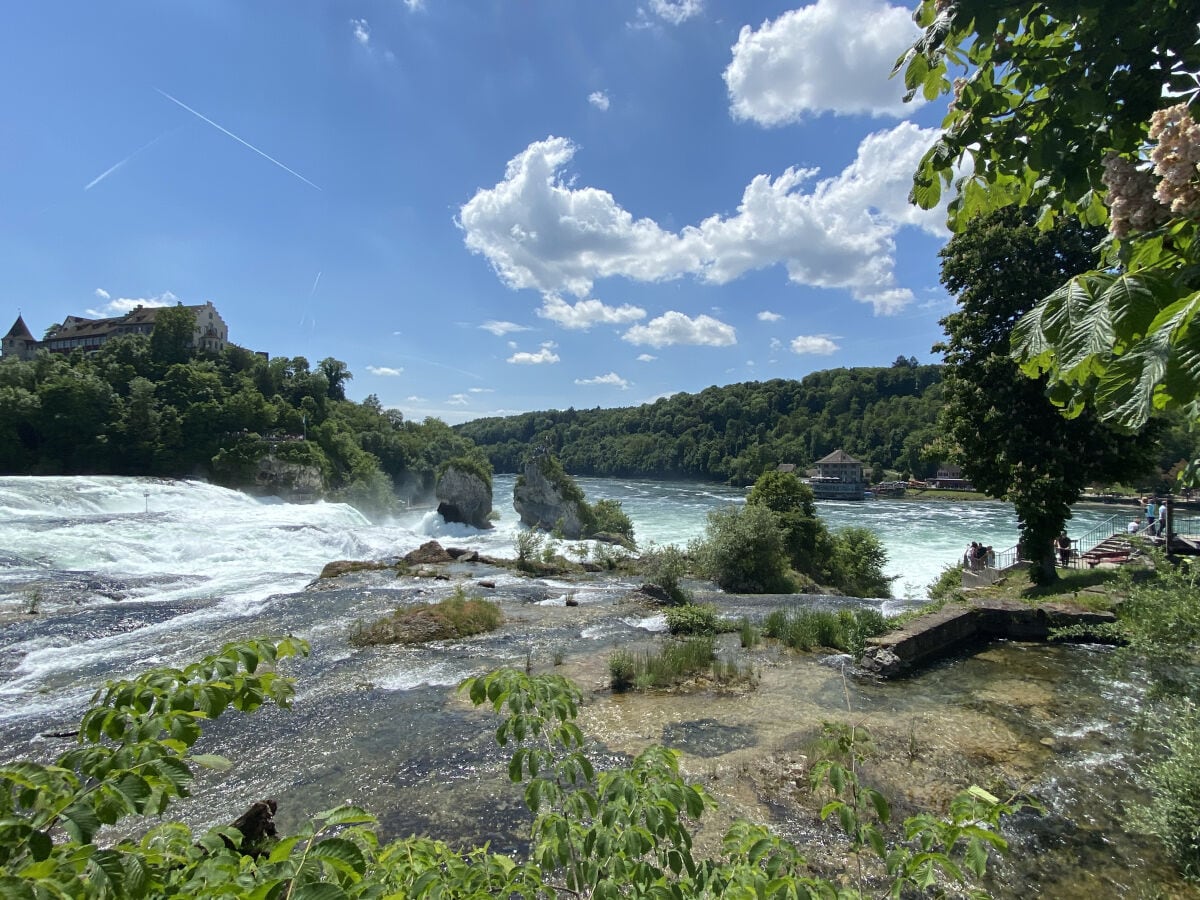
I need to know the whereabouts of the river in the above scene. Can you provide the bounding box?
[0,475,1187,897]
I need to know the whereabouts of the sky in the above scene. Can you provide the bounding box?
[2,0,957,425]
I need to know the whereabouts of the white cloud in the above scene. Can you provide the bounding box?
[588,91,611,111]
[507,341,560,364]
[757,310,782,322]
[406,394,426,402]
[350,18,371,46]
[575,372,630,389]
[769,337,782,351]
[790,334,840,355]
[622,311,736,348]
[367,365,404,376]
[649,0,702,24]
[724,0,922,125]
[403,0,424,9]
[480,319,529,336]
[637,353,657,362]
[459,125,942,316]
[537,294,645,330]
[469,387,494,393]
[447,393,469,405]
[86,290,178,318]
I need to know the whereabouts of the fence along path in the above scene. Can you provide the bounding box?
[978,508,1200,573]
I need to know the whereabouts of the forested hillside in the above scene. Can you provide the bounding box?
[457,360,945,484]
[0,316,480,513]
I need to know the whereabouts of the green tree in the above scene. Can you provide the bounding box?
[690,503,794,593]
[317,357,353,401]
[826,527,892,599]
[897,0,1200,431]
[936,209,1153,582]
[149,305,197,367]
[745,469,829,578]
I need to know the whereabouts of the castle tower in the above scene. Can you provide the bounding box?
[1,315,36,361]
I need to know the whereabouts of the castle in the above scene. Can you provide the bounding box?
[2,301,228,361]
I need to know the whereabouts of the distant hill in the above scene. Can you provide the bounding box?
[455,362,945,485]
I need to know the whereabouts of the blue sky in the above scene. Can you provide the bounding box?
[2,0,954,425]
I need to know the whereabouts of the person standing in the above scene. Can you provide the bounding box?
[1147,497,1158,531]
[1159,500,1169,538]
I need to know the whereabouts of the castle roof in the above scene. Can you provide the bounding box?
[50,303,207,341]
[816,449,863,466]
[4,315,34,341]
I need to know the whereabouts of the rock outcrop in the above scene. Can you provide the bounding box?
[513,458,585,539]
[254,458,323,500]
[435,465,493,529]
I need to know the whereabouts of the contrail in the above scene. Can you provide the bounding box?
[155,88,321,191]
[309,271,322,296]
[84,126,181,191]
[397,354,483,381]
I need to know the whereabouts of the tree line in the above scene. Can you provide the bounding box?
[0,306,481,515]
[457,360,946,485]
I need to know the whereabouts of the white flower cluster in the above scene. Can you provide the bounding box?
[1102,151,1170,238]
[1149,102,1200,219]
[1102,102,1200,239]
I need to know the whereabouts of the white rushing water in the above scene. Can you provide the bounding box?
[0,474,1130,722]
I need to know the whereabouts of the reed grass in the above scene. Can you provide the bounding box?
[609,636,755,692]
[350,587,502,646]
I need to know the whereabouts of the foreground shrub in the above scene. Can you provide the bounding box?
[350,587,502,646]
[1139,699,1200,878]
[0,638,1019,899]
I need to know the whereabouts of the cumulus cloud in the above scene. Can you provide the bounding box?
[622,311,736,348]
[350,18,371,46]
[588,91,611,111]
[447,393,469,405]
[403,0,424,9]
[575,372,630,389]
[459,126,942,315]
[637,353,657,362]
[649,0,703,24]
[724,0,922,124]
[86,290,178,318]
[537,294,645,330]
[757,310,782,322]
[480,320,528,336]
[367,365,404,376]
[790,334,840,355]
[469,387,494,394]
[507,342,560,364]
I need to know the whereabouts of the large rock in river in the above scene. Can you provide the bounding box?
[254,458,323,501]
[435,465,493,529]
[513,457,585,539]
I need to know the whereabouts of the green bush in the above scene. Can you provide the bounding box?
[928,560,965,601]
[826,526,894,598]
[665,603,722,635]
[1139,700,1200,878]
[589,498,635,542]
[689,503,794,594]
[641,544,691,605]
